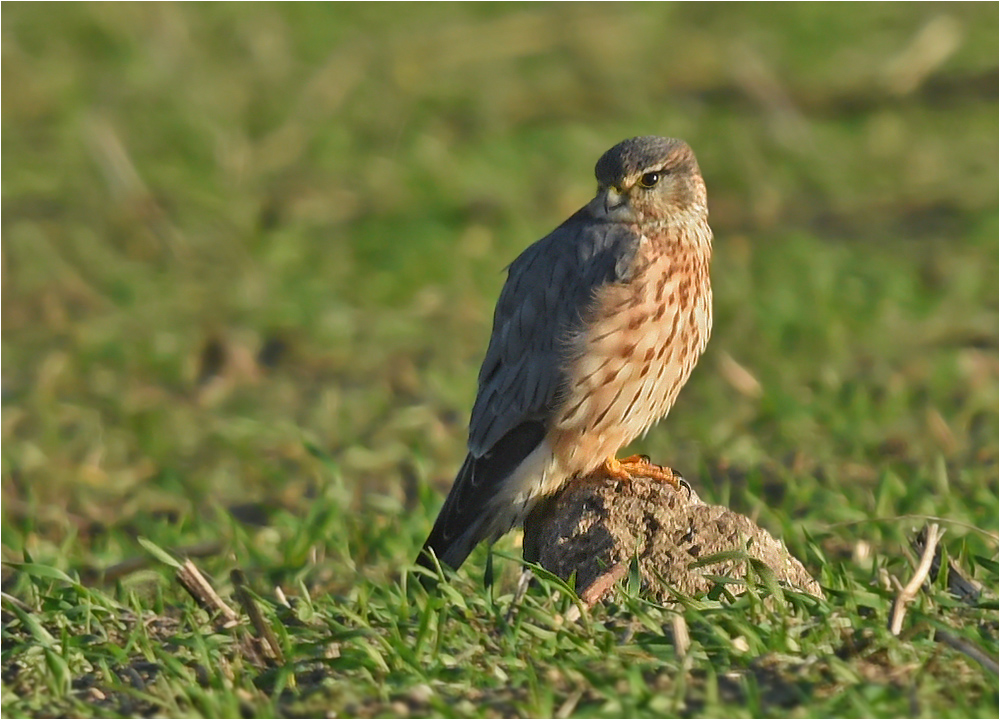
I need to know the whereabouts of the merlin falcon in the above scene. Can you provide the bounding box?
[419,136,713,572]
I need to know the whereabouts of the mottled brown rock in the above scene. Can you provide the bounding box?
[523,469,822,604]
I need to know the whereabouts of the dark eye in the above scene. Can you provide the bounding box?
[638,171,660,189]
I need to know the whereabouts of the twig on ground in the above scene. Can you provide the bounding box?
[890,523,942,636]
[176,560,239,628]
[555,688,584,719]
[1,591,33,612]
[231,569,284,663]
[504,568,535,625]
[565,562,628,624]
[911,526,984,604]
[935,629,1000,675]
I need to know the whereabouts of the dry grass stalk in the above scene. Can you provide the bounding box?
[175,560,239,628]
[889,523,942,636]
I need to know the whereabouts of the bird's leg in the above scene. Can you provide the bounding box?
[603,455,682,489]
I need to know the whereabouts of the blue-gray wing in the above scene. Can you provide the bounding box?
[467,211,641,457]
[418,210,641,571]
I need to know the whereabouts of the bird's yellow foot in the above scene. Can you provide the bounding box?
[603,454,682,489]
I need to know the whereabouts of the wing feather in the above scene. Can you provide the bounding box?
[468,211,640,456]
[419,209,641,571]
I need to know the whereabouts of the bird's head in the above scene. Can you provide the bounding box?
[589,136,707,226]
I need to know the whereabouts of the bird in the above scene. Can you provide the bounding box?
[418,136,713,574]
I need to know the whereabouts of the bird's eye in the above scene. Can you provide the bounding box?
[637,172,661,189]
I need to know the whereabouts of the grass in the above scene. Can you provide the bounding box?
[2,3,998,717]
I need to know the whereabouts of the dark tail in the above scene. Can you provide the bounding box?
[417,454,484,574]
[416,421,547,577]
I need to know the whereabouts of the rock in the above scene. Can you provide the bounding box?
[522,468,822,604]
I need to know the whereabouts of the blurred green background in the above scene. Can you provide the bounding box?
[2,3,997,576]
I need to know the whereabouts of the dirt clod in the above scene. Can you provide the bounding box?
[524,468,822,603]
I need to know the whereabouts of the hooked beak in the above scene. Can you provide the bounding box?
[589,186,636,222]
